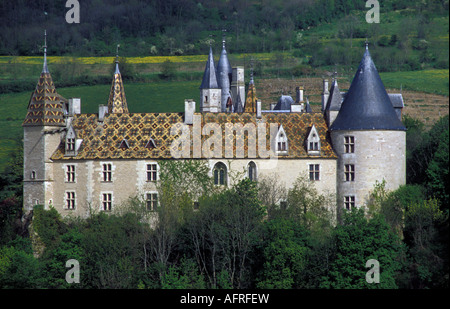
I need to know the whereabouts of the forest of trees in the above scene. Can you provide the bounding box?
[0,115,448,289]
[0,0,448,57]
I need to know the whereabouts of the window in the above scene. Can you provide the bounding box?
[102,164,112,182]
[344,164,355,181]
[275,125,288,154]
[146,193,158,211]
[31,170,36,180]
[248,161,257,181]
[66,191,76,210]
[102,193,112,211]
[213,162,227,186]
[193,201,200,210]
[344,136,355,153]
[309,164,320,181]
[66,165,75,182]
[307,125,321,155]
[67,138,75,151]
[147,164,158,182]
[344,196,355,210]
[309,141,319,150]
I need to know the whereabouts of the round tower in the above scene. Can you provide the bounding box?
[329,45,406,215]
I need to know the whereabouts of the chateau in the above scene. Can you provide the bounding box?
[22,35,406,219]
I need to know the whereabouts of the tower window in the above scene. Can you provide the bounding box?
[309,164,320,181]
[344,136,355,153]
[66,191,76,210]
[344,196,355,210]
[31,170,36,180]
[102,193,112,211]
[344,164,355,181]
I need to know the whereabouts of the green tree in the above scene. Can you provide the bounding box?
[426,128,449,209]
[403,199,448,288]
[256,218,308,289]
[322,208,404,289]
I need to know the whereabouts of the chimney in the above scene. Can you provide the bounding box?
[256,100,262,119]
[68,98,81,116]
[321,79,329,111]
[295,86,304,103]
[184,99,196,124]
[98,105,108,122]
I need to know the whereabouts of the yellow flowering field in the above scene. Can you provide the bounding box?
[0,52,277,66]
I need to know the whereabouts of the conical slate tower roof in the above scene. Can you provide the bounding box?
[107,58,129,114]
[216,40,232,88]
[330,46,406,131]
[23,31,66,127]
[325,79,343,112]
[200,46,219,89]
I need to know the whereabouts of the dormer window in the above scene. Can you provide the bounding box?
[65,125,80,156]
[275,125,288,155]
[307,125,321,156]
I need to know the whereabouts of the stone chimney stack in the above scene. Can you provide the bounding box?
[322,79,329,112]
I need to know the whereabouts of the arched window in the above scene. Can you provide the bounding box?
[248,161,257,181]
[213,162,227,186]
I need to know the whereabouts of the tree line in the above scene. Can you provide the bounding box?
[0,0,447,57]
[0,115,448,289]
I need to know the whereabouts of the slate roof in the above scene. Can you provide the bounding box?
[51,112,336,161]
[200,46,219,89]
[330,47,406,131]
[273,95,294,111]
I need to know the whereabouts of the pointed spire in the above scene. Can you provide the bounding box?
[23,30,65,127]
[234,91,244,113]
[244,60,258,113]
[42,30,49,73]
[107,47,129,114]
[330,46,405,131]
[115,44,120,74]
[325,77,343,112]
[200,45,219,89]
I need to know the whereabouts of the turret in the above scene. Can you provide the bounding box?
[216,34,232,112]
[330,43,406,216]
[22,30,66,211]
[200,46,221,113]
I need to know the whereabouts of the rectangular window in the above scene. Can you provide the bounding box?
[146,193,158,211]
[66,191,76,210]
[146,164,158,182]
[309,164,320,181]
[67,138,75,151]
[102,193,112,211]
[66,165,76,182]
[344,164,355,181]
[102,164,112,182]
[344,136,355,153]
[344,196,355,210]
[278,141,286,151]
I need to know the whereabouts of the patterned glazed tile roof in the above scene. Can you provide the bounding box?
[22,72,67,127]
[244,81,257,113]
[51,111,336,161]
[107,63,129,114]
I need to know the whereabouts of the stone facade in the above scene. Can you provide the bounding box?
[22,43,406,221]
